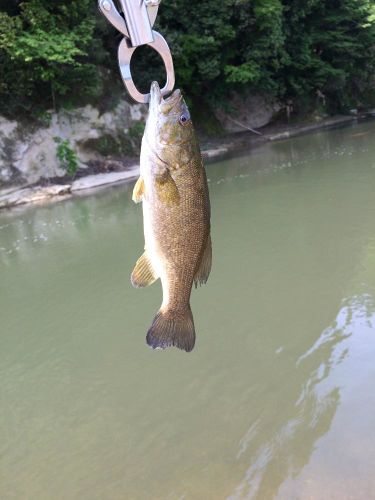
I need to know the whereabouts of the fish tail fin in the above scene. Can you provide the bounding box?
[146,305,195,352]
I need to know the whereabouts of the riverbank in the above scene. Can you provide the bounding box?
[0,112,372,211]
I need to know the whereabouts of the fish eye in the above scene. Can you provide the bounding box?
[179,113,189,125]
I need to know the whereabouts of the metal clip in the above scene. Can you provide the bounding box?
[98,0,175,103]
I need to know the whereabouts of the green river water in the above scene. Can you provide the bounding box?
[1,121,375,499]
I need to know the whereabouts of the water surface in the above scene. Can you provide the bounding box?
[1,121,375,499]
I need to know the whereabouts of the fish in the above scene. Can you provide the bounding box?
[131,81,211,352]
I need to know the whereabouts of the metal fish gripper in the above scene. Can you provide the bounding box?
[98,0,175,103]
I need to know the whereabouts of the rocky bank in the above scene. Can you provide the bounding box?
[0,93,282,187]
[0,99,147,186]
[0,92,369,210]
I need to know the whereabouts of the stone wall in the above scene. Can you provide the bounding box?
[0,92,280,187]
[214,93,282,133]
[0,99,147,186]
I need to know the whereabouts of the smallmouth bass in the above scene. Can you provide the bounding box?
[131,81,211,352]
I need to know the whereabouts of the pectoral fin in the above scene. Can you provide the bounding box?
[155,172,180,205]
[131,252,158,288]
[194,235,212,287]
[132,176,145,203]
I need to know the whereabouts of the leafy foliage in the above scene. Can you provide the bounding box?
[54,137,78,177]
[281,0,375,112]
[0,0,103,115]
[1,0,375,117]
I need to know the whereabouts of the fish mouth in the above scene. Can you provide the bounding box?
[150,81,182,110]
[150,81,162,106]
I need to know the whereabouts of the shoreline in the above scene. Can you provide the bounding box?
[0,113,372,211]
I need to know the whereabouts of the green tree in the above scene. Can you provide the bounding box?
[282,0,375,112]
[1,0,375,118]
[224,0,286,94]
[0,0,104,116]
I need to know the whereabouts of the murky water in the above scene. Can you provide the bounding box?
[1,121,375,499]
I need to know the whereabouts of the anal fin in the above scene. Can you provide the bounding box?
[131,252,158,288]
[194,234,212,288]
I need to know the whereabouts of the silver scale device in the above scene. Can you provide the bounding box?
[98,0,175,103]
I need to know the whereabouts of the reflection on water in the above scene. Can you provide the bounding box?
[1,121,375,499]
[231,291,375,500]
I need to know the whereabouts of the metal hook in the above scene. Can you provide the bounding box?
[118,31,175,103]
[98,0,175,104]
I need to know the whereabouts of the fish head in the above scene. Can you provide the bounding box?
[145,81,195,154]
